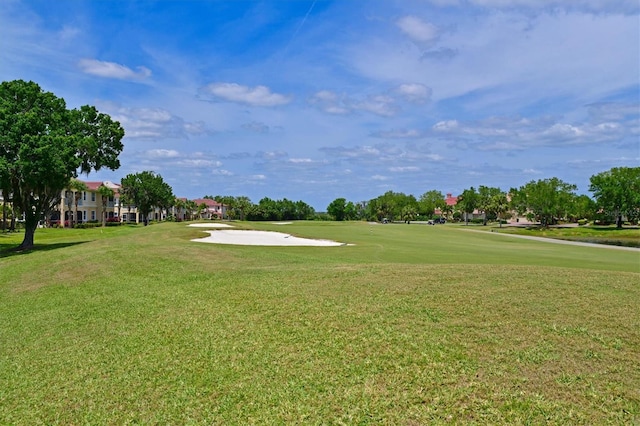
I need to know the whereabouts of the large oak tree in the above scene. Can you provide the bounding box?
[0,80,124,249]
[120,171,174,225]
[510,178,577,226]
[589,167,640,228]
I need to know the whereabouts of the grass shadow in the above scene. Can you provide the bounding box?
[0,241,88,259]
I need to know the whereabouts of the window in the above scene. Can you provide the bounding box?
[83,191,86,201]
[91,192,96,202]
[83,211,87,221]
[91,211,96,221]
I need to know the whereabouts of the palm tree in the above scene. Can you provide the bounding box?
[491,193,510,228]
[441,204,453,221]
[97,185,115,227]
[188,200,198,220]
[69,179,88,227]
[173,198,186,221]
[401,205,417,224]
[198,202,208,219]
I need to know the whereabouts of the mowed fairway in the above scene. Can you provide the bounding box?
[1,222,638,424]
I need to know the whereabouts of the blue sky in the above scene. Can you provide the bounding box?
[1,0,638,209]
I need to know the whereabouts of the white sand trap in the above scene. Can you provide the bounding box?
[192,230,345,246]
[272,222,293,225]
[188,223,234,228]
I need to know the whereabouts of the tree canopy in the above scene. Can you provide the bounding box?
[0,80,124,249]
[589,167,640,228]
[457,187,478,225]
[510,178,577,226]
[327,197,347,221]
[120,171,173,225]
[418,190,445,218]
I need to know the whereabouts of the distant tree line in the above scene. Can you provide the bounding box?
[325,167,640,229]
[121,166,638,230]
[207,195,316,221]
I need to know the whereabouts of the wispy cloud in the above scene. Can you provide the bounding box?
[396,16,440,45]
[242,121,270,133]
[78,59,151,81]
[465,0,639,14]
[100,104,210,140]
[203,83,291,106]
[371,129,423,139]
[396,83,432,103]
[430,107,636,150]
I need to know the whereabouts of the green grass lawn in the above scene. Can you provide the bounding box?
[1,221,639,424]
[472,224,640,248]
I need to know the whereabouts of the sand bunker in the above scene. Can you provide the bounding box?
[188,223,234,228]
[192,230,344,246]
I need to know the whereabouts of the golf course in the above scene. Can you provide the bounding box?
[1,221,638,424]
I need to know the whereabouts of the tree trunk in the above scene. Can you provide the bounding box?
[616,214,623,229]
[2,198,6,232]
[18,214,38,250]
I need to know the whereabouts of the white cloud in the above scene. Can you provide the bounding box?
[100,104,209,140]
[288,158,314,163]
[429,112,635,151]
[212,169,233,176]
[542,123,585,139]
[396,16,440,45]
[371,175,389,181]
[523,168,542,174]
[313,90,339,102]
[78,59,151,81]
[309,90,351,115]
[371,129,423,139]
[178,159,222,168]
[354,95,397,117]
[311,85,432,117]
[396,83,432,103]
[389,166,421,172]
[204,83,291,106]
[146,149,180,158]
[433,120,460,131]
[258,151,288,160]
[467,0,639,14]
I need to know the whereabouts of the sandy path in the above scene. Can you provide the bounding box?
[461,228,640,252]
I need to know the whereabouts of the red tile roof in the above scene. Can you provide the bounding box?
[84,181,104,191]
[192,198,224,208]
[445,193,458,206]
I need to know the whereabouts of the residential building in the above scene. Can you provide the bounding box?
[54,181,119,226]
[52,179,218,226]
[191,198,227,219]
